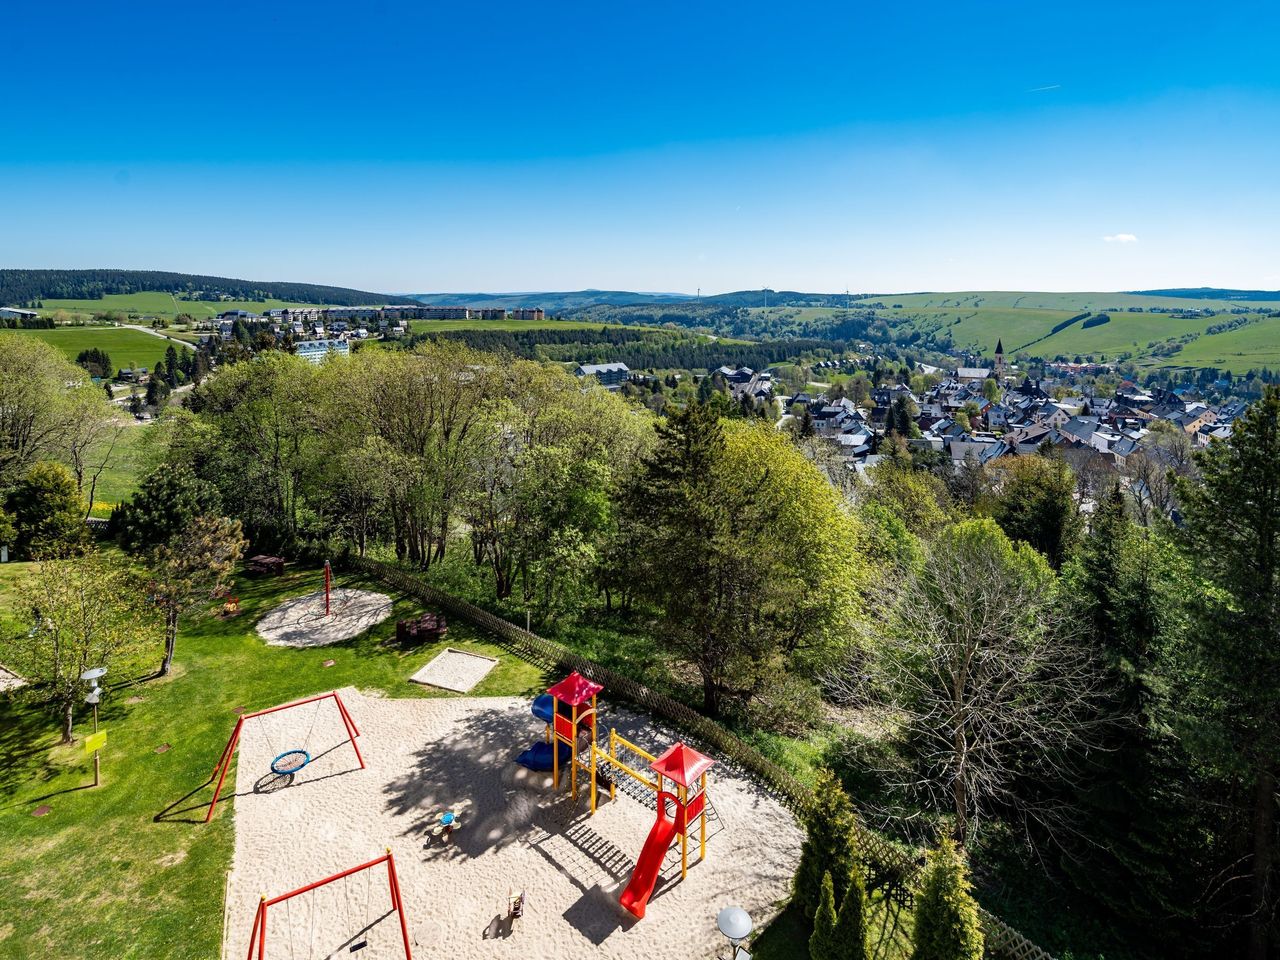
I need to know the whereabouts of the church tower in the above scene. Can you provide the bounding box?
[994,338,1006,380]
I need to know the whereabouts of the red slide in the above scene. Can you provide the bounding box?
[619,810,677,919]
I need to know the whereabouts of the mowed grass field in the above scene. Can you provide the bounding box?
[87,425,153,518]
[10,327,190,369]
[0,561,547,960]
[926,307,1219,357]
[38,292,328,321]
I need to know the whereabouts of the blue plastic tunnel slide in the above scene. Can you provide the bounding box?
[516,740,571,772]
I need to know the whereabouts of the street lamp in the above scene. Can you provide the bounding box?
[81,666,106,787]
[717,906,753,960]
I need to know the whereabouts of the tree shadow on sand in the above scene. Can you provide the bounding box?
[380,697,741,948]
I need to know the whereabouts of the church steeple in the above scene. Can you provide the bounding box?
[994,338,1006,379]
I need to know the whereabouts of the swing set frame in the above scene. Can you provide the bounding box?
[243,849,413,960]
[206,691,364,823]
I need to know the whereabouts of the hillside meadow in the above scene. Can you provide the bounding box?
[855,290,1280,313]
[11,326,190,369]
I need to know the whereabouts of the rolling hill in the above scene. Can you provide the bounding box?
[406,290,693,311]
[0,269,416,309]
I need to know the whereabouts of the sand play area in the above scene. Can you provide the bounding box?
[256,589,394,648]
[410,648,500,692]
[221,687,802,960]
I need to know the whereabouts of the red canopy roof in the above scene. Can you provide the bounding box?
[650,742,715,788]
[546,671,603,707]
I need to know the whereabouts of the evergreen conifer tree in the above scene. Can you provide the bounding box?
[810,871,839,960]
[1177,386,1280,959]
[833,862,869,960]
[910,837,984,960]
[794,769,859,916]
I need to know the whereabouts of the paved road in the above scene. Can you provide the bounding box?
[120,323,197,350]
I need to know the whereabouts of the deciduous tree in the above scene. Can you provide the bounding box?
[149,515,247,677]
[1,552,158,743]
[625,406,863,717]
[846,519,1103,843]
[6,461,89,558]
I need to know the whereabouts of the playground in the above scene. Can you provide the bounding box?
[219,682,802,959]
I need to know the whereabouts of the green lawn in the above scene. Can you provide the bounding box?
[9,326,189,370]
[0,562,546,959]
[87,424,154,518]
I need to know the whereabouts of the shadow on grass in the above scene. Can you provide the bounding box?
[155,736,364,824]
[154,779,215,824]
[0,700,62,800]
[750,894,912,960]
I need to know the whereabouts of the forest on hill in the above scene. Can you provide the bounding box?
[0,269,416,308]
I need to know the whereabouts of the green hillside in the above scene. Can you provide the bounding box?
[409,317,655,334]
[1163,315,1280,370]
[0,268,412,308]
[39,293,327,321]
[10,327,189,369]
[856,290,1280,312]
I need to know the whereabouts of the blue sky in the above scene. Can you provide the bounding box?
[3,1,1279,294]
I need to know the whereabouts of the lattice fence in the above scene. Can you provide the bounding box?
[345,554,1057,960]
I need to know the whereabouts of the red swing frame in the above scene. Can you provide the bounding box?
[243,849,413,960]
[206,691,364,823]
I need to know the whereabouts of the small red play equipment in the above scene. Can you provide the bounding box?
[243,849,412,960]
[618,742,715,919]
[205,691,364,823]
[545,671,602,799]
[516,672,716,921]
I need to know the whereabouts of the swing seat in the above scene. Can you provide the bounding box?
[271,749,311,775]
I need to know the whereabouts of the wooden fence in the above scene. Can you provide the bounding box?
[346,554,1057,960]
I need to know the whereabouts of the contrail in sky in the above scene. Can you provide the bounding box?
[1028,83,1062,92]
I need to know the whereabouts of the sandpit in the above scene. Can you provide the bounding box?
[256,589,393,647]
[0,664,24,692]
[221,687,802,960]
[410,648,499,693]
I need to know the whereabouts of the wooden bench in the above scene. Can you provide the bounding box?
[245,555,286,576]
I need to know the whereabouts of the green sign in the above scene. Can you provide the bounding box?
[84,731,107,754]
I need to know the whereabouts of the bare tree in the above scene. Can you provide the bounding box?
[832,518,1106,844]
[63,390,127,517]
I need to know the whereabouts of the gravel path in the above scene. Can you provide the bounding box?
[255,589,393,648]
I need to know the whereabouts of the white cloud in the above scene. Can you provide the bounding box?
[1103,233,1139,243]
